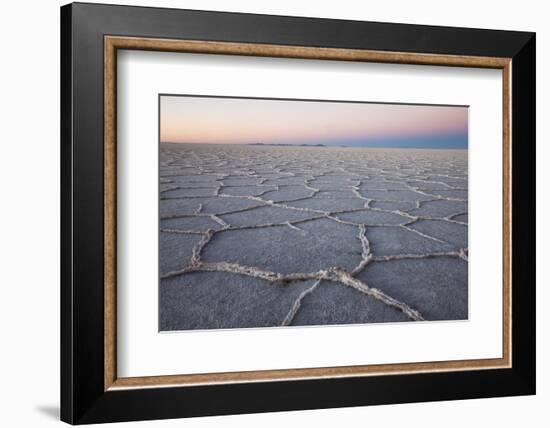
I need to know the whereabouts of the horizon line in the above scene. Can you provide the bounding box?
[161,141,468,150]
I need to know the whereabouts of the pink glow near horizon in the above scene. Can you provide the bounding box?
[160,95,468,145]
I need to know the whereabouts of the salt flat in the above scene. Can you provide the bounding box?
[159,143,468,331]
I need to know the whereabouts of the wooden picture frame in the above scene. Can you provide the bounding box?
[61,2,535,424]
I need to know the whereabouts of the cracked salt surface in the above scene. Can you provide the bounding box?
[159,143,468,331]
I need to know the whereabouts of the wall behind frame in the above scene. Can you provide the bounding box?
[0,1,545,427]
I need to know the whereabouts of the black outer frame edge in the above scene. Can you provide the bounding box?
[60,2,536,424]
[70,1,533,56]
[510,34,536,391]
[60,4,74,425]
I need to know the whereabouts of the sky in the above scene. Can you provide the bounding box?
[160,95,468,149]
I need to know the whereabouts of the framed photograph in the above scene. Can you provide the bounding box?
[61,2,535,424]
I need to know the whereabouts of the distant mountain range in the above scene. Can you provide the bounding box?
[163,137,467,149]
[248,143,327,147]
[246,133,467,149]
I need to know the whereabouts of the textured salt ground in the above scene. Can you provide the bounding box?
[162,187,218,198]
[219,205,318,226]
[286,196,367,211]
[359,181,410,190]
[222,177,265,186]
[160,199,203,217]
[290,281,410,326]
[168,177,221,187]
[367,226,455,255]
[220,185,277,197]
[409,199,467,217]
[160,272,316,330]
[334,209,409,225]
[360,189,435,202]
[408,219,467,249]
[358,257,468,320]
[201,218,362,275]
[159,143,468,330]
[317,190,359,199]
[195,197,262,214]
[370,200,417,211]
[159,231,202,276]
[161,216,223,232]
[454,213,468,223]
[261,186,314,202]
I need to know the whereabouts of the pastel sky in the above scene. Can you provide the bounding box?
[160,95,468,149]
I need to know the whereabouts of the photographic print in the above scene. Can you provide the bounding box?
[159,95,468,331]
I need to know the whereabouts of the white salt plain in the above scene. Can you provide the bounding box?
[159,143,468,331]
